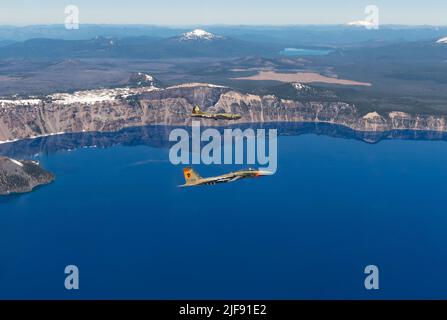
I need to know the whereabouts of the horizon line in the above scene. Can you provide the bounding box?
[1,23,447,28]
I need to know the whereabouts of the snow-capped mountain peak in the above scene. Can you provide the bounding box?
[347,20,376,28]
[180,29,222,41]
[128,72,158,88]
[436,37,447,44]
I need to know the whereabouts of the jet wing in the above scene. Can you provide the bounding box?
[197,174,241,184]
[214,175,242,183]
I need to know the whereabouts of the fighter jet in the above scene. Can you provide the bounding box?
[180,167,273,187]
[191,106,242,121]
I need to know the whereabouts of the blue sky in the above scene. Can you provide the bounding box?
[1,0,446,26]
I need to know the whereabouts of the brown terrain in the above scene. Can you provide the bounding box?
[233,71,372,86]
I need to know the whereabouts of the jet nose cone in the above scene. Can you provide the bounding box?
[256,170,274,176]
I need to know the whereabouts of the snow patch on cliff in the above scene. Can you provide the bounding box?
[0,131,68,145]
[9,158,23,167]
[292,83,310,91]
[167,83,228,90]
[49,86,158,105]
[1,73,159,107]
[138,73,154,82]
[389,111,411,118]
[0,99,42,108]
[363,112,382,119]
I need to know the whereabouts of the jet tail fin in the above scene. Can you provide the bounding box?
[192,106,202,115]
[183,167,202,185]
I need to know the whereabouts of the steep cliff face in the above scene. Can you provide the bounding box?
[1,83,447,142]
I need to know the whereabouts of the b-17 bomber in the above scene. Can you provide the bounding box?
[191,106,242,121]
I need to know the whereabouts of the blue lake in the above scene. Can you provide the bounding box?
[1,124,447,299]
[279,48,332,56]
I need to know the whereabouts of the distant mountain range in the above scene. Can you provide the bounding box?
[2,25,447,60]
[335,39,447,61]
[0,29,280,59]
[2,25,447,45]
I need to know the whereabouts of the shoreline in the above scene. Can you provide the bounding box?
[2,121,447,146]
[0,132,67,145]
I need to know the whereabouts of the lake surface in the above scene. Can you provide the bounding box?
[279,48,332,56]
[1,124,447,299]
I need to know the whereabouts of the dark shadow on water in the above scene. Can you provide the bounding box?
[0,194,22,203]
[0,122,447,159]
[0,182,54,202]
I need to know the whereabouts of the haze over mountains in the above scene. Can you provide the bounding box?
[0,28,279,59]
[1,24,447,130]
[1,24,447,44]
[1,25,447,60]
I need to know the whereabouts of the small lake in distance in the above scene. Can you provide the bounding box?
[279,48,333,56]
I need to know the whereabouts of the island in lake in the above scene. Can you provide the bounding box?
[0,156,54,196]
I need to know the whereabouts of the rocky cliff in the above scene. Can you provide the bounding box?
[0,157,54,195]
[1,82,446,143]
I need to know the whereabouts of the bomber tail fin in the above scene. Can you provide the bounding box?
[183,167,202,186]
